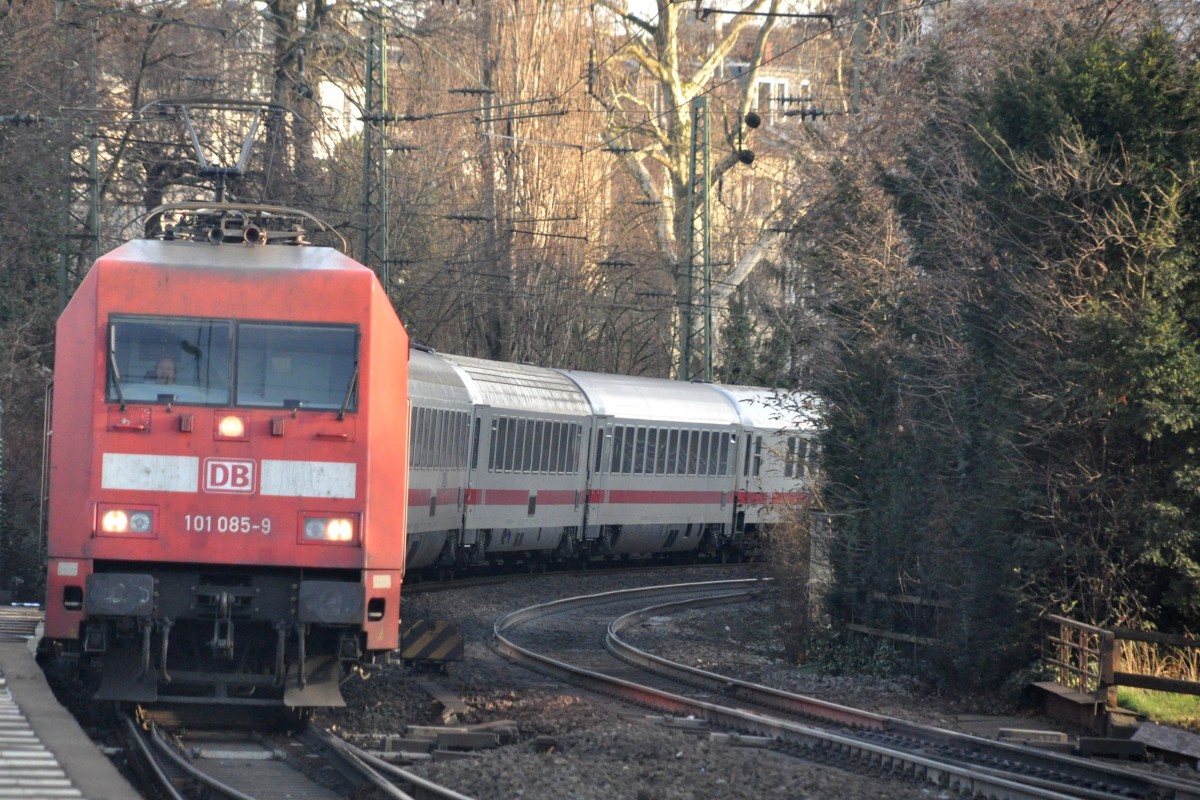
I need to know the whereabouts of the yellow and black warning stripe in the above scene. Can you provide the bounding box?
[400,619,464,662]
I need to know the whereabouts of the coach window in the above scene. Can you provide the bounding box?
[514,419,528,472]
[416,408,427,469]
[464,414,471,467]
[505,416,516,471]
[505,416,518,471]
[426,410,435,467]
[531,419,542,472]
[414,408,424,468]
[551,422,560,473]
[512,419,524,472]
[457,413,468,469]
[527,421,540,473]
[525,419,537,472]
[494,417,507,471]
[687,431,701,475]
[487,418,498,471]
[499,418,512,471]
[409,408,417,467]
[424,409,434,469]
[108,316,232,405]
[426,409,436,468]
[489,418,503,471]
[555,422,565,472]
[549,422,561,472]
[544,423,557,473]
[408,409,419,468]
[666,430,679,475]
[622,425,637,474]
[569,424,580,473]
[235,323,357,411]
[472,418,482,470]
[436,410,447,469]
[431,409,440,467]
[753,435,763,477]
[634,427,647,474]
[528,418,540,472]
[786,436,809,478]
[432,409,441,468]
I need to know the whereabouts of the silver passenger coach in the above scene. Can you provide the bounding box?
[404,348,816,573]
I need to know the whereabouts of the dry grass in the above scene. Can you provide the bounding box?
[1115,638,1200,729]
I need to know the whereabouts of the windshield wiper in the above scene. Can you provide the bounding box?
[338,362,359,421]
[108,347,127,411]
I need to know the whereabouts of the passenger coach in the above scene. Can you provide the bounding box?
[563,370,743,561]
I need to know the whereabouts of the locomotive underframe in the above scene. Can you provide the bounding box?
[70,564,375,707]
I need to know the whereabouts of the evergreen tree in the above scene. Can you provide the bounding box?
[804,24,1200,687]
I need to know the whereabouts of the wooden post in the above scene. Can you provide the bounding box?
[1099,629,1117,708]
[1058,620,1071,689]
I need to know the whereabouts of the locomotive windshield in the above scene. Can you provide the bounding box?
[107,316,358,411]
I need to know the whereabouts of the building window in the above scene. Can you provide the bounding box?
[756,78,788,124]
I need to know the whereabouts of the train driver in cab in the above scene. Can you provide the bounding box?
[154,356,176,384]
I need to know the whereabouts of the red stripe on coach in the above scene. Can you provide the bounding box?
[603,490,724,505]
[484,489,530,505]
[537,490,577,505]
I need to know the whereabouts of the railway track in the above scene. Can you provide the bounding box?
[493,579,1200,800]
[119,711,477,799]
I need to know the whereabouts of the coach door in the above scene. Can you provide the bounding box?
[462,405,492,549]
[581,416,610,544]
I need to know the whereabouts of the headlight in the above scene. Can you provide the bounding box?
[98,506,156,536]
[215,414,248,440]
[301,515,357,544]
[101,510,128,532]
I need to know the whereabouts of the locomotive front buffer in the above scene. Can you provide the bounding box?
[85,570,375,707]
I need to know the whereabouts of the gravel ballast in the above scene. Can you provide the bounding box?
[314,567,1052,799]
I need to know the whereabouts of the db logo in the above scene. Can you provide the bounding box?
[203,458,256,494]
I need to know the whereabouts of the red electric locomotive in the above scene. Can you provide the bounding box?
[41,204,409,706]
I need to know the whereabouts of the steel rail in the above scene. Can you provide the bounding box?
[606,593,892,730]
[491,581,1131,800]
[119,714,189,800]
[607,595,1200,800]
[300,727,418,800]
[311,727,479,800]
[121,710,461,800]
[146,723,259,800]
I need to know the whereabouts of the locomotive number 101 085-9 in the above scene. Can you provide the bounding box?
[184,514,272,534]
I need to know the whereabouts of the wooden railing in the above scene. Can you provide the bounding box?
[846,591,950,647]
[1042,615,1200,707]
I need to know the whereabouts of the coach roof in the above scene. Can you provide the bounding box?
[559,370,739,426]
[442,354,591,417]
[710,385,819,432]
